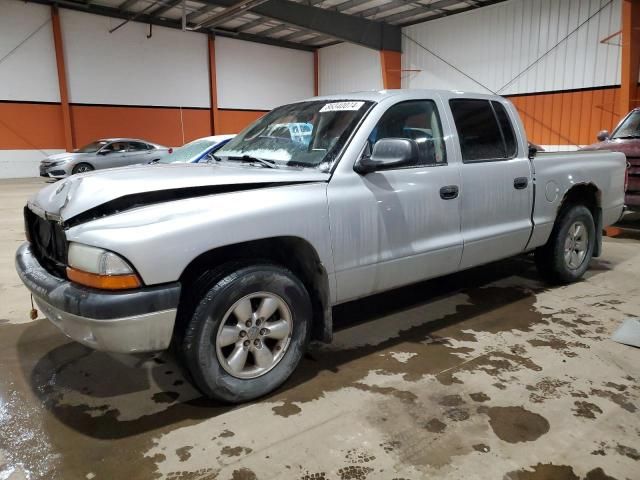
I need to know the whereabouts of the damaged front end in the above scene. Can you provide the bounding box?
[17,162,331,353]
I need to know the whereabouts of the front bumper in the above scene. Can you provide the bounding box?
[39,163,71,178]
[625,192,640,211]
[15,242,181,353]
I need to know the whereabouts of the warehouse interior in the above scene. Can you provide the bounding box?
[1,0,639,479]
[2,0,638,177]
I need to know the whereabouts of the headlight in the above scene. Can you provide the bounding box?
[66,243,141,290]
[48,161,65,167]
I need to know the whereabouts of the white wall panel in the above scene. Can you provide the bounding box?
[60,9,210,107]
[318,43,383,96]
[0,0,60,102]
[0,149,64,178]
[215,37,314,110]
[402,0,621,95]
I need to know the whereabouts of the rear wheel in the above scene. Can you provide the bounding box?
[181,264,312,403]
[72,163,94,174]
[535,204,595,284]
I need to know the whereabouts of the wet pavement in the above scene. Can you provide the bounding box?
[0,179,638,479]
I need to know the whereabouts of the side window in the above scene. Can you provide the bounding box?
[108,142,127,153]
[492,101,517,158]
[449,99,518,162]
[369,100,447,166]
[128,141,148,152]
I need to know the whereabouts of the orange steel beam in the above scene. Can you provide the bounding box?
[208,35,220,135]
[313,50,319,96]
[620,0,640,117]
[51,5,74,151]
[380,50,401,89]
[600,29,621,45]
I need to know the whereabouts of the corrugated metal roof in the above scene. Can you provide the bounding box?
[44,0,507,48]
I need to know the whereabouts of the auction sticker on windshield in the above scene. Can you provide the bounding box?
[320,101,364,112]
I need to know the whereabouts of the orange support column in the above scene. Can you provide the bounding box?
[313,50,319,96]
[380,50,402,89]
[51,6,74,152]
[619,0,640,117]
[208,35,220,135]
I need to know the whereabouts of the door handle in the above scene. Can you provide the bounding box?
[439,185,459,200]
[514,177,529,189]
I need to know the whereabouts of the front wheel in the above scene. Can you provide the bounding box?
[535,204,595,284]
[181,264,312,403]
[72,163,94,174]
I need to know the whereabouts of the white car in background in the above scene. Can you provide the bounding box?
[154,135,236,164]
[39,138,170,178]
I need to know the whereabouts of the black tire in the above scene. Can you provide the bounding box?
[72,163,94,175]
[181,264,312,403]
[535,204,595,284]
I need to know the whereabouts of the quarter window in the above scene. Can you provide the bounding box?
[492,101,517,158]
[449,99,517,162]
[369,100,447,166]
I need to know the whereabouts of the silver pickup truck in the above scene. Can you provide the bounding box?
[16,90,626,402]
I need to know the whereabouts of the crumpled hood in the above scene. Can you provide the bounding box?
[29,162,329,222]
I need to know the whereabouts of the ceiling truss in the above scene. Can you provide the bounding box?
[27,0,505,51]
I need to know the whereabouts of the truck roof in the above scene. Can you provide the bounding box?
[307,88,505,103]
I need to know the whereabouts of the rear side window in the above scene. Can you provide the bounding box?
[449,99,517,162]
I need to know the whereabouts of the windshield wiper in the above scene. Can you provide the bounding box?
[226,155,278,169]
[613,135,640,140]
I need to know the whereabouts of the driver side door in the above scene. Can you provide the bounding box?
[327,98,463,303]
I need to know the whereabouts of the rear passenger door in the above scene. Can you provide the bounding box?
[124,141,152,165]
[448,98,533,269]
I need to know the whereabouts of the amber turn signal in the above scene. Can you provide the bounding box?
[66,267,141,290]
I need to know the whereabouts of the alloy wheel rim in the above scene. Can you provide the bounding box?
[564,220,588,270]
[77,165,90,172]
[215,292,293,379]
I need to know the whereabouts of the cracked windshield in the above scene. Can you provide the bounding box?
[214,100,374,171]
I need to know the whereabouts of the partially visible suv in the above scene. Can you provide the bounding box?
[581,108,640,210]
[40,138,170,178]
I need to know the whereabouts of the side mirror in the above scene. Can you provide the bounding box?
[597,130,610,142]
[528,143,538,159]
[355,138,419,175]
[97,149,109,155]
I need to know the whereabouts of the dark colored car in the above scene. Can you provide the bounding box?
[581,108,640,210]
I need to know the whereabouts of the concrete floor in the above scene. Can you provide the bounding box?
[0,178,638,480]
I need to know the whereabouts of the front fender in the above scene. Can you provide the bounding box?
[65,183,333,286]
